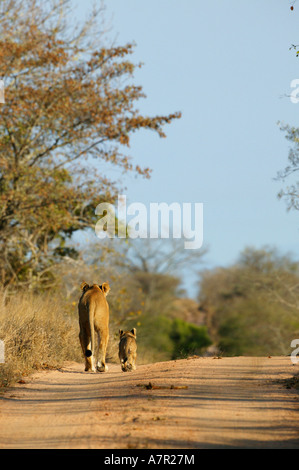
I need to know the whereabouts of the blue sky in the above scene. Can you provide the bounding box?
[76,0,298,293]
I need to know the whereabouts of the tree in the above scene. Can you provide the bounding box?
[276,20,299,211]
[276,122,299,211]
[198,247,299,356]
[116,238,206,275]
[0,0,181,288]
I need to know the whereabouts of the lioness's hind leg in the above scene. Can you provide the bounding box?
[79,332,95,372]
[85,354,95,372]
[79,331,85,357]
[96,330,109,372]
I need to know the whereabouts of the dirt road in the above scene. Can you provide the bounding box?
[0,356,298,449]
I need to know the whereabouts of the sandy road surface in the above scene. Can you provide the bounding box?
[0,356,298,449]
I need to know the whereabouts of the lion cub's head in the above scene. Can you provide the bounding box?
[118,328,137,372]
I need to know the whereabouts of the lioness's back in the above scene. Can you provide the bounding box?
[79,285,109,320]
[78,282,110,373]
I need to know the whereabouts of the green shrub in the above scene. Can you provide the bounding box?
[170,318,212,359]
[127,314,211,363]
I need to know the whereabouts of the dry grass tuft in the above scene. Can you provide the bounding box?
[0,289,82,387]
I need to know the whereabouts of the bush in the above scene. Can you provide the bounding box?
[170,318,212,359]
[127,314,212,363]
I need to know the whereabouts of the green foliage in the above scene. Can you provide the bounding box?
[137,315,174,362]
[126,314,211,363]
[170,318,212,359]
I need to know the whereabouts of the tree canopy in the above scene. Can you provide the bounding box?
[277,122,299,211]
[198,247,299,356]
[0,0,181,288]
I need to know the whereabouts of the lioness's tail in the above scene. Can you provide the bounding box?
[85,303,95,358]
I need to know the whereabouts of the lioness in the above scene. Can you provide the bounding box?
[78,282,110,372]
[118,328,137,372]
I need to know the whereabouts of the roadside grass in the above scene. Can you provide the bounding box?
[0,289,82,387]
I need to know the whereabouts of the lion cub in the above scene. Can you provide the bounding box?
[118,328,137,372]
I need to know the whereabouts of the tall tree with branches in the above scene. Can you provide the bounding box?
[0,0,181,288]
[277,122,299,211]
